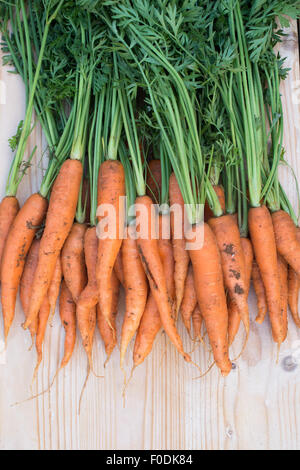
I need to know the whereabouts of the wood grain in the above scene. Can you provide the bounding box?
[0,22,300,451]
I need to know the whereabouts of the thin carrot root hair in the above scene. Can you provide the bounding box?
[122,365,136,405]
[192,361,216,380]
[78,364,91,415]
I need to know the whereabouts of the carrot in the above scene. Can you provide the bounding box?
[114,250,124,286]
[146,159,162,203]
[120,225,148,368]
[1,193,48,340]
[288,265,300,327]
[133,293,161,367]
[97,270,120,363]
[204,185,226,222]
[61,222,87,302]
[248,206,284,346]
[192,304,203,341]
[0,196,20,267]
[20,238,40,346]
[169,173,190,314]
[272,210,300,275]
[136,195,191,362]
[180,264,197,336]
[277,254,288,343]
[288,227,300,327]
[33,296,51,380]
[157,213,175,308]
[208,214,250,338]
[77,226,98,368]
[35,258,64,377]
[24,159,83,330]
[228,237,253,346]
[252,260,268,324]
[48,256,62,323]
[187,222,231,376]
[59,280,76,369]
[133,213,175,366]
[96,160,126,329]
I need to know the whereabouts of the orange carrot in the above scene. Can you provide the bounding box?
[61,222,87,302]
[48,256,62,322]
[228,237,253,346]
[133,214,174,367]
[0,196,19,267]
[277,254,288,343]
[34,296,51,380]
[20,238,40,346]
[169,173,190,314]
[114,250,124,286]
[59,280,76,369]
[120,225,148,368]
[288,265,300,327]
[146,160,162,203]
[24,159,83,330]
[97,270,120,362]
[248,206,284,346]
[77,227,98,368]
[157,213,175,308]
[96,160,126,329]
[1,193,48,340]
[252,260,268,324]
[187,222,231,376]
[133,293,161,367]
[136,195,191,362]
[180,264,197,335]
[272,210,300,275]
[204,185,226,222]
[192,304,203,341]
[208,214,250,337]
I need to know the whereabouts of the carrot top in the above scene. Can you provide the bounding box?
[0,0,65,197]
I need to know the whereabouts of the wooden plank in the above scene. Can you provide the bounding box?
[0,21,300,451]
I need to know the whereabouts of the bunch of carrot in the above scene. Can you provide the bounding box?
[0,0,300,390]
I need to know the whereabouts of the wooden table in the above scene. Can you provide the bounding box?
[0,21,299,451]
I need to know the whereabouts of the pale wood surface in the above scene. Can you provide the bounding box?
[0,22,300,451]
